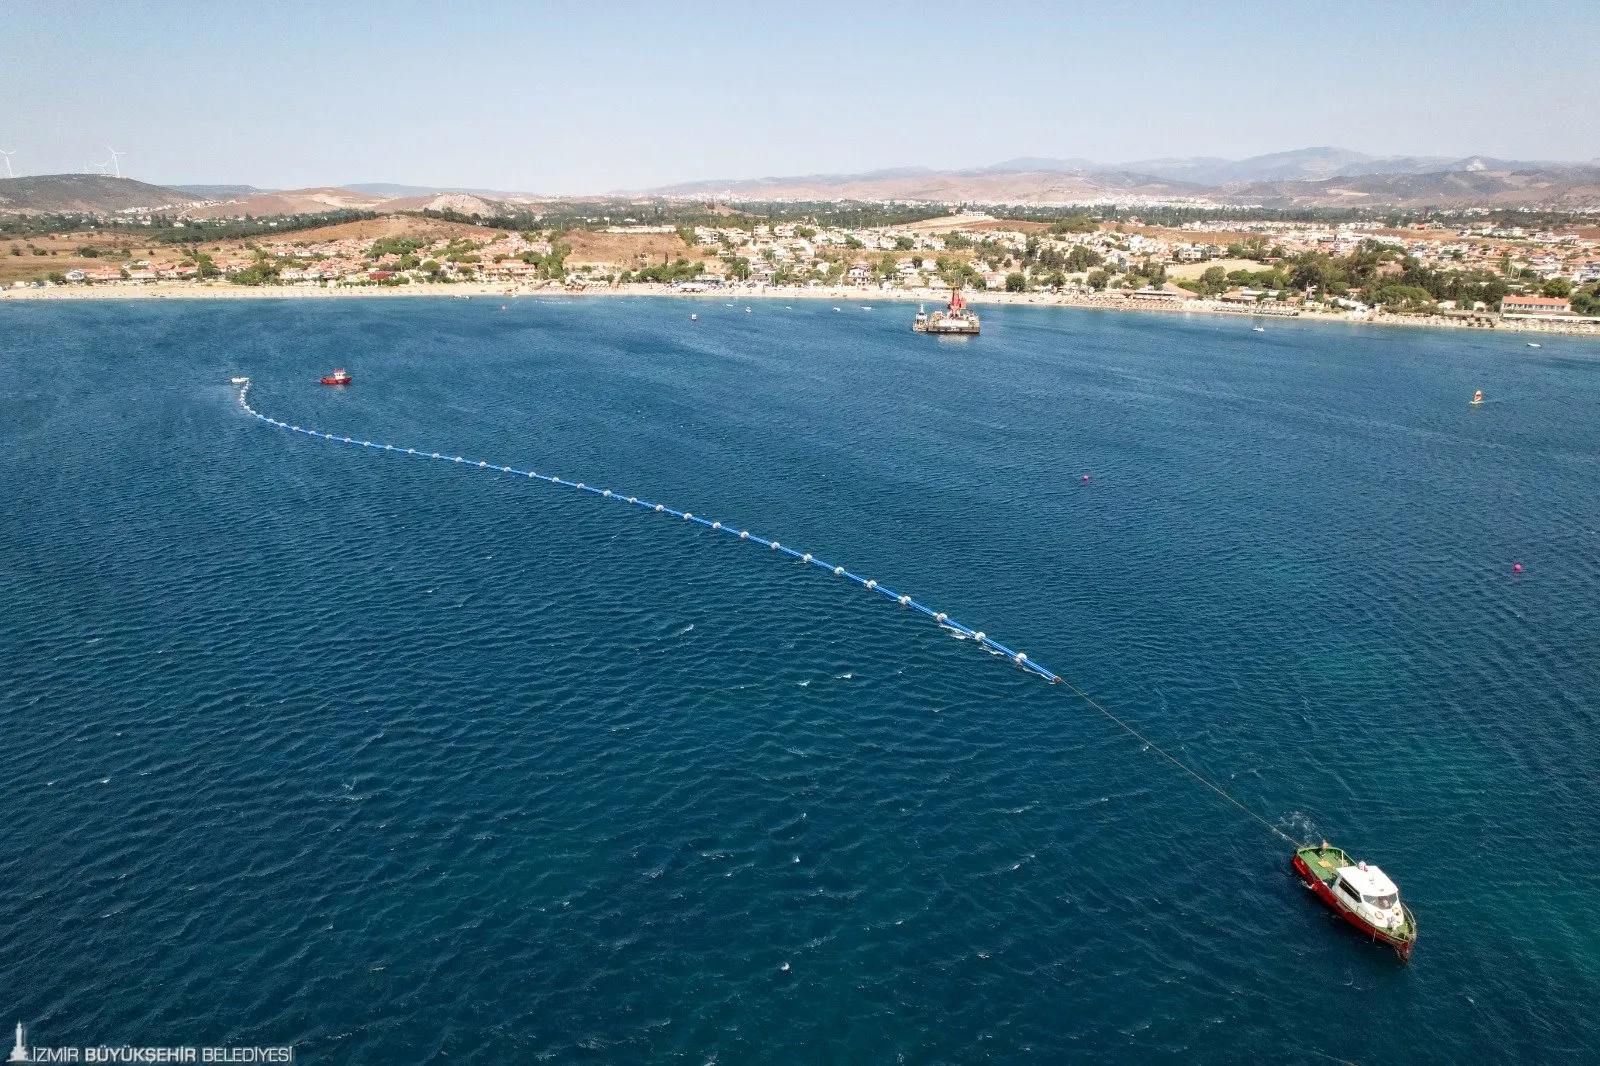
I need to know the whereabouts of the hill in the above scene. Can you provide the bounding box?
[0,174,198,214]
[343,182,529,198]
[180,186,395,218]
[649,168,1213,203]
[1222,165,1600,208]
[172,184,271,199]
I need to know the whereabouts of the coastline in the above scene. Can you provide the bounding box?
[4,279,1597,338]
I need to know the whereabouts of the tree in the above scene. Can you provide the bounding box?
[542,243,571,279]
[1064,245,1102,272]
[1085,269,1109,291]
[1195,266,1228,297]
[1571,282,1600,316]
[893,235,914,251]
[1048,215,1097,234]
[1004,272,1027,292]
[1371,284,1436,313]
[1542,277,1573,298]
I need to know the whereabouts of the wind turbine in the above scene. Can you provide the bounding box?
[0,149,15,178]
[106,146,125,178]
[88,160,108,174]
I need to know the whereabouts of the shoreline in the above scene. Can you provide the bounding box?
[4,280,1597,339]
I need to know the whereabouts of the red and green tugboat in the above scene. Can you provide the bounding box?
[1293,842,1417,961]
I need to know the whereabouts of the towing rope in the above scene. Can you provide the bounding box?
[233,377,1301,847]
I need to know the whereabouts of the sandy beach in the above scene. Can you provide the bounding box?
[5,279,1598,338]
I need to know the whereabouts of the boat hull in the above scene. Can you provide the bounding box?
[1293,854,1414,961]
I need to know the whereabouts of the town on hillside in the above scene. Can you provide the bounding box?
[4,200,1598,330]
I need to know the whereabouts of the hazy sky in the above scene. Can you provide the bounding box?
[3,0,1597,192]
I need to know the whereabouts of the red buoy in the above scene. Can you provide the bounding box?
[1082,475,1090,483]
[1513,563,1523,573]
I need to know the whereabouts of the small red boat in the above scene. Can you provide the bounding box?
[1293,842,1417,960]
[320,369,352,386]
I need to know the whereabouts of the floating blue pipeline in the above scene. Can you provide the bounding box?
[231,377,1061,685]
[232,375,1308,845]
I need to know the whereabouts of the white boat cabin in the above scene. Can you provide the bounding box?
[1333,861,1405,929]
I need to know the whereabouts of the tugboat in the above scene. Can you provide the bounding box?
[320,368,353,386]
[913,287,981,335]
[1293,842,1417,960]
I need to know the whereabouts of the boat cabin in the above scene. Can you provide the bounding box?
[1334,862,1400,913]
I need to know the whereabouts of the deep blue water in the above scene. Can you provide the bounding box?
[2,297,1597,1063]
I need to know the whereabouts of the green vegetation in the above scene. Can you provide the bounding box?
[1225,236,1279,261]
[513,241,569,279]
[1004,272,1027,292]
[1172,239,1514,312]
[1047,215,1098,235]
[1291,242,1509,311]
[634,257,705,283]
[1183,266,1229,297]
[1178,265,1288,296]
[934,254,984,290]
[1570,282,1600,316]
[368,236,428,259]
[1122,260,1167,288]
[410,197,947,238]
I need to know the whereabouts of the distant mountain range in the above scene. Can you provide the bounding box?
[644,147,1600,207]
[343,182,525,198]
[982,147,1558,186]
[171,184,272,199]
[4,148,1599,217]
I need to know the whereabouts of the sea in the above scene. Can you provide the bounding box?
[2,296,1597,1063]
